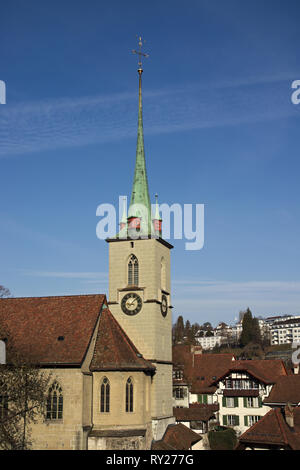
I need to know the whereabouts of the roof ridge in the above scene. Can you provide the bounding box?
[0,293,104,300]
[241,408,274,440]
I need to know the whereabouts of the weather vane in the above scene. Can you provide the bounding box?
[132,36,149,73]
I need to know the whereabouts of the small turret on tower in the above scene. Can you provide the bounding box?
[153,194,162,236]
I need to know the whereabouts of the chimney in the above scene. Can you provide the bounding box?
[191,345,202,367]
[284,403,294,428]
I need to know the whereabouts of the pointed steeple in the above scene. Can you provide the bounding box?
[128,38,152,235]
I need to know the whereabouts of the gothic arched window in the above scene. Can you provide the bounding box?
[128,255,139,286]
[100,377,110,413]
[46,382,63,420]
[126,377,134,413]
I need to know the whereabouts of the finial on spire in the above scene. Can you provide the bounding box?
[132,36,149,74]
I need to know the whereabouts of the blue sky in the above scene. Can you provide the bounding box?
[1,0,300,326]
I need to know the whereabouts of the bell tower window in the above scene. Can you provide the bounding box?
[128,254,139,286]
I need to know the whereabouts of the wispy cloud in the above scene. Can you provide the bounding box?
[0,213,79,252]
[173,279,300,294]
[18,269,107,280]
[1,74,299,158]
[172,279,300,325]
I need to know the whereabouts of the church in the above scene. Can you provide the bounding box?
[0,41,195,450]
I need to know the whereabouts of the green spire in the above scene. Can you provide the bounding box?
[128,69,152,233]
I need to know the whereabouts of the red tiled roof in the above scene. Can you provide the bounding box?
[151,441,176,450]
[264,375,300,405]
[172,344,194,368]
[212,359,287,386]
[173,345,235,394]
[90,308,155,372]
[190,354,236,394]
[155,423,202,450]
[0,294,106,365]
[173,405,215,422]
[237,407,300,450]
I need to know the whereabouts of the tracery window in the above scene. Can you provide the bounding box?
[128,255,139,286]
[100,377,110,413]
[125,377,133,412]
[46,382,63,420]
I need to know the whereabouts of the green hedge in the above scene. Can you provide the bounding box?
[208,427,237,450]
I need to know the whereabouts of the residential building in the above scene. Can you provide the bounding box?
[236,406,300,450]
[237,374,300,450]
[211,359,288,435]
[196,333,222,350]
[268,317,300,345]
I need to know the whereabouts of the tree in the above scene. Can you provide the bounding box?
[240,309,253,347]
[173,316,185,344]
[0,322,51,449]
[240,308,262,348]
[0,286,12,299]
[208,427,237,450]
[251,317,262,345]
[202,322,213,331]
[241,342,264,360]
[206,330,214,337]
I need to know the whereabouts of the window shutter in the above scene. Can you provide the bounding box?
[197,394,202,404]
[244,416,248,426]
[235,415,240,426]
[223,415,227,425]
[259,397,263,408]
[234,397,238,407]
[222,396,226,407]
[203,394,208,404]
[243,397,247,408]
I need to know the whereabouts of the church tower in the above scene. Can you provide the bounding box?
[107,38,174,440]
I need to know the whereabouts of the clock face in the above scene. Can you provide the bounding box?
[121,293,142,316]
[161,294,168,317]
